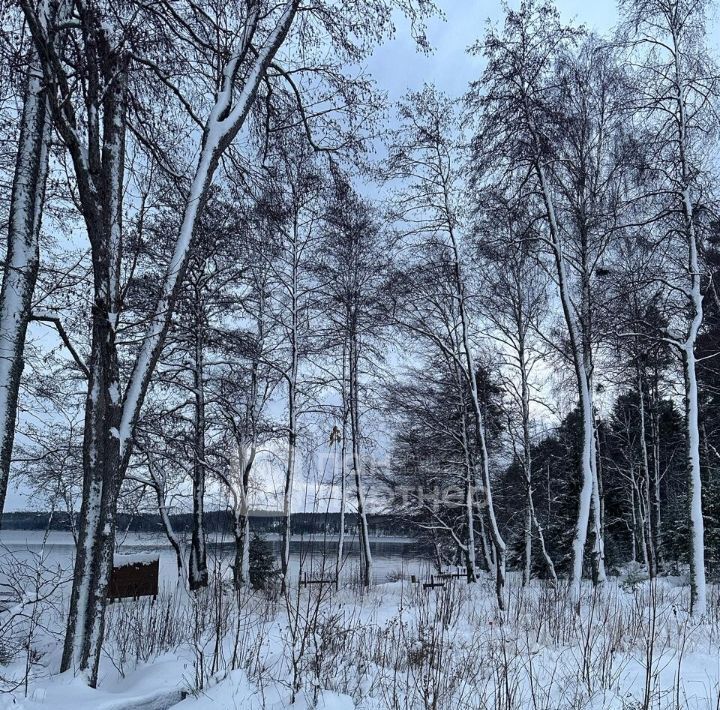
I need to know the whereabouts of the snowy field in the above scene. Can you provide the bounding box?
[0,545,718,709]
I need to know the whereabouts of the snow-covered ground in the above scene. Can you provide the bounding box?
[0,553,718,709]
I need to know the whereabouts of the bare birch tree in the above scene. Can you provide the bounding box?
[618,0,718,616]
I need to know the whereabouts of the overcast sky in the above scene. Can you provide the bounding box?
[365,0,619,103]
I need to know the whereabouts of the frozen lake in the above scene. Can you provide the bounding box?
[0,529,433,590]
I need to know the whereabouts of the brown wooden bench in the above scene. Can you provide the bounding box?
[299,571,334,588]
[423,581,446,590]
[422,574,446,590]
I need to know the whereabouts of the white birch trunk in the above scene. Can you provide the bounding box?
[589,409,606,585]
[452,357,477,583]
[0,4,56,520]
[461,413,477,583]
[650,381,663,565]
[233,486,251,590]
[672,23,706,616]
[652,438,663,560]
[233,281,264,590]
[335,434,346,587]
[147,459,185,580]
[534,161,604,602]
[630,482,638,563]
[447,223,505,607]
[683,344,706,615]
[157,497,184,580]
[478,509,494,573]
[235,450,258,589]
[280,377,296,589]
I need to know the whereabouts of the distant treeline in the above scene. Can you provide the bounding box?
[0,510,415,538]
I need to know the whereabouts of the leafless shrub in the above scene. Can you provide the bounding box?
[104,590,189,677]
[0,544,67,695]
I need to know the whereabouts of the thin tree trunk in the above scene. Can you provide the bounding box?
[156,483,184,579]
[235,440,256,589]
[477,506,494,573]
[336,341,348,588]
[637,366,656,577]
[518,334,557,585]
[650,379,663,566]
[668,21,706,617]
[233,508,250,590]
[462,435,477,583]
[528,487,556,584]
[280,269,298,593]
[633,475,650,570]
[233,283,263,590]
[590,405,606,585]
[630,483,638,563]
[349,332,372,588]
[140,446,184,579]
[463,341,507,603]
[189,294,208,591]
[520,356,556,585]
[454,361,477,583]
[680,164,706,618]
[336,433,346,587]
[523,505,532,586]
[580,225,606,588]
